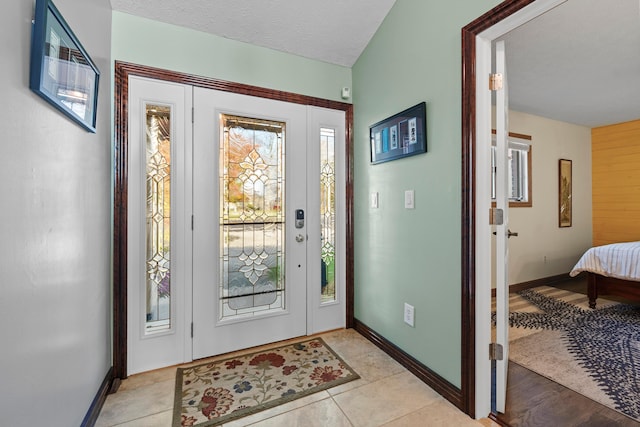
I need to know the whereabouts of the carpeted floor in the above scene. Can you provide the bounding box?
[506,286,640,422]
[173,337,359,427]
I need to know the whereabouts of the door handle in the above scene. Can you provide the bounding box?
[295,209,305,228]
[296,234,305,243]
[492,229,519,238]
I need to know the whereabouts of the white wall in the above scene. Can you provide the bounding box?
[0,0,112,425]
[501,110,592,284]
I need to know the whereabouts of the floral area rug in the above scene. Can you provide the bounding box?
[506,287,640,422]
[173,337,359,427]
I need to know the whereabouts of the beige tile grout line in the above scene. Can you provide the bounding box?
[329,393,356,427]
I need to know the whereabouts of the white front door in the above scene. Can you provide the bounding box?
[127,79,346,372]
[494,39,510,414]
[192,88,307,358]
[192,88,346,358]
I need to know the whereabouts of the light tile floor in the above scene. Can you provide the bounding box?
[97,329,497,427]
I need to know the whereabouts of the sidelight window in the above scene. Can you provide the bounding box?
[145,104,172,334]
[320,128,336,303]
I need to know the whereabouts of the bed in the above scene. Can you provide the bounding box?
[570,241,640,308]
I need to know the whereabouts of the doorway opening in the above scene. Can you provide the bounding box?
[461,0,567,419]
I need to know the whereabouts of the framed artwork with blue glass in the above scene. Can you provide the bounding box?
[30,0,100,132]
[369,102,426,164]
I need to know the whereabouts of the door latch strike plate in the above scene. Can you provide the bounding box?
[489,342,504,361]
[490,208,504,225]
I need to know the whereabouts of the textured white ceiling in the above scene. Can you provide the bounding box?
[109,0,397,67]
[503,0,640,127]
[109,0,639,128]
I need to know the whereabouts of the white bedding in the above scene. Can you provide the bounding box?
[570,241,640,281]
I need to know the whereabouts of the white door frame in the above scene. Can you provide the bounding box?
[473,0,567,418]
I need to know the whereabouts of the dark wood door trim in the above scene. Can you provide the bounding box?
[113,61,354,380]
[461,0,537,418]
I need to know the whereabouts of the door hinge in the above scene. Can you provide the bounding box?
[490,208,504,225]
[191,107,194,124]
[489,342,504,361]
[191,322,194,338]
[191,215,194,230]
[489,73,503,91]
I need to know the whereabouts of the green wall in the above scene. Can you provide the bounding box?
[352,0,501,387]
[112,11,351,102]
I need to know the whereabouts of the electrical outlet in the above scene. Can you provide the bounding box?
[404,303,415,327]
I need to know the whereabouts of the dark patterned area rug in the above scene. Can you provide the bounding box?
[508,289,640,421]
[173,337,359,427]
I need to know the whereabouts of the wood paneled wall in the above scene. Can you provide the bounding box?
[592,119,640,246]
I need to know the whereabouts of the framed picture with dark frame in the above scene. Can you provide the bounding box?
[559,158,572,227]
[30,0,100,133]
[370,102,427,164]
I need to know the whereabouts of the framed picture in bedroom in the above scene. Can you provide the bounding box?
[30,0,100,132]
[559,159,572,227]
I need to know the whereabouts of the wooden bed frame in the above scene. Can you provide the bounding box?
[587,272,640,308]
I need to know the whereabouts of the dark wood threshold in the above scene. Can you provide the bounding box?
[491,272,574,297]
[353,319,463,411]
[495,361,639,426]
[81,366,114,427]
[489,413,511,426]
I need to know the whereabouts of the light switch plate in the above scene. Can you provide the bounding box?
[371,192,379,208]
[404,190,415,209]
